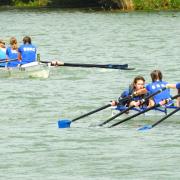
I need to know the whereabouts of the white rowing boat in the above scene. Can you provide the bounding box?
[111,105,180,121]
[0,61,50,79]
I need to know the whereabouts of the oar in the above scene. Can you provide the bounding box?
[40,61,135,70]
[58,95,136,128]
[138,96,180,131]
[108,87,167,128]
[109,93,180,129]
[58,103,111,128]
[0,58,18,63]
[138,107,180,131]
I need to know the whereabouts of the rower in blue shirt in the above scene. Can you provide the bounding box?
[6,37,19,67]
[0,39,7,67]
[18,36,37,65]
[146,70,173,106]
[111,76,149,108]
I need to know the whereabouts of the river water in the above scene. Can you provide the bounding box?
[0,9,180,179]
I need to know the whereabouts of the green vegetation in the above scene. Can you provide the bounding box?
[0,0,180,10]
[12,0,48,7]
[133,0,180,10]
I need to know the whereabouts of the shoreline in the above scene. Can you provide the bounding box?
[0,5,180,12]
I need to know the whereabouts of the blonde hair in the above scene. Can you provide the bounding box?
[10,37,18,50]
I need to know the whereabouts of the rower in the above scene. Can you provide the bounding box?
[0,39,6,67]
[111,76,149,108]
[18,36,37,65]
[6,37,19,67]
[146,70,173,107]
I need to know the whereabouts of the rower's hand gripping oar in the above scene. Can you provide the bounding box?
[108,87,167,128]
[98,92,148,126]
[40,61,135,70]
[58,103,111,128]
[138,94,180,131]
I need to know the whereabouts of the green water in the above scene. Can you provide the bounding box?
[0,9,180,179]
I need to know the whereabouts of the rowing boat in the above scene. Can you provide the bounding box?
[0,61,50,79]
[111,105,180,121]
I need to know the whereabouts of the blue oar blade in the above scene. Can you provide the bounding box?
[138,125,152,131]
[58,119,71,128]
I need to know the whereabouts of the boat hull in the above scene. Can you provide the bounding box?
[0,62,50,79]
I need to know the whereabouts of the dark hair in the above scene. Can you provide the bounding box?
[150,70,162,82]
[130,76,145,91]
[23,36,31,44]
[119,76,146,106]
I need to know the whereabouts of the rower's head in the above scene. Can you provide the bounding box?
[23,36,31,44]
[10,37,18,50]
[132,76,145,90]
[0,39,6,48]
[150,70,162,82]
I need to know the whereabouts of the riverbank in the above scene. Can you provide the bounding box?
[0,0,180,11]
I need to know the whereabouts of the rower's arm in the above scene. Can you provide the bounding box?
[18,52,22,61]
[133,88,147,96]
[166,84,176,89]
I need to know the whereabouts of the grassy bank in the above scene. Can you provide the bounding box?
[1,0,180,10]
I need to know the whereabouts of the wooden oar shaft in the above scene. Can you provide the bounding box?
[72,104,111,122]
[152,107,180,128]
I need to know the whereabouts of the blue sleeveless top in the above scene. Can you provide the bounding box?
[146,81,172,105]
[18,44,36,64]
[0,48,6,67]
[6,47,19,67]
